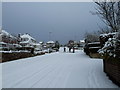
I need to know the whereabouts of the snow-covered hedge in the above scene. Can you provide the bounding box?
[99,32,120,58]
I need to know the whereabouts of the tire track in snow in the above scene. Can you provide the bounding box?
[10,62,53,88]
[13,54,64,88]
[88,62,100,88]
[6,54,61,88]
[4,59,53,87]
[46,62,70,88]
[30,58,64,88]
[32,60,64,88]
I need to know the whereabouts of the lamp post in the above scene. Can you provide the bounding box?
[49,32,52,41]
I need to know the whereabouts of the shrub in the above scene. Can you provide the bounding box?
[99,32,120,58]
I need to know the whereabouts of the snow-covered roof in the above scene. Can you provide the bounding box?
[13,44,22,47]
[20,41,29,44]
[89,47,101,49]
[0,30,15,38]
[0,42,7,45]
[33,43,40,46]
[100,32,117,37]
[0,30,9,36]
[20,34,36,41]
[39,41,43,44]
[88,42,100,44]
[47,41,55,44]
[80,40,85,43]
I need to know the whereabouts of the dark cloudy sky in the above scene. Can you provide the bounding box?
[2,2,105,44]
[0,2,2,27]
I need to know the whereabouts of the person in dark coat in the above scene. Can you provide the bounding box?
[64,46,66,52]
[73,46,75,53]
[69,47,71,52]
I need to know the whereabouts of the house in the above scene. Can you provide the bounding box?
[0,42,8,50]
[33,43,42,51]
[46,41,55,48]
[19,33,42,51]
[20,33,36,47]
[0,29,21,50]
[0,30,19,44]
[79,40,85,47]
[39,41,44,50]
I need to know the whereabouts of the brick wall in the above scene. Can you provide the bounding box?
[103,58,120,87]
[1,52,34,62]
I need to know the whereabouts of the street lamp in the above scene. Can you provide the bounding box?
[49,32,52,41]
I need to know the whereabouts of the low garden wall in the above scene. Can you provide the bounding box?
[1,52,34,62]
[0,50,52,63]
[103,57,120,87]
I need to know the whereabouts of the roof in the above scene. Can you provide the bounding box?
[88,42,100,44]
[20,40,31,44]
[0,30,16,38]
[47,41,55,44]
[100,32,118,37]
[80,40,85,43]
[39,41,43,44]
[20,34,36,41]
[33,43,40,46]
[0,42,7,45]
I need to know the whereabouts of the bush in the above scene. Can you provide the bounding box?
[99,32,120,58]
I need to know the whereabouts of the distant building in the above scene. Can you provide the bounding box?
[79,40,85,47]
[39,41,44,45]
[34,43,42,51]
[20,33,36,47]
[67,40,74,47]
[74,41,79,47]
[46,41,55,48]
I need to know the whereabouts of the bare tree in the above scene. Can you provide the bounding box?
[94,1,120,32]
[97,26,112,34]
[84,32,100,43]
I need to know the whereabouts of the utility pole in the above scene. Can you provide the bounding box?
[49,32,52,41]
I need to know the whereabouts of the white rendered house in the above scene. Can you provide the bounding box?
[20,33,42,51]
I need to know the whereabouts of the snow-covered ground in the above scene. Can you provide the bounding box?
[2,47,118,88]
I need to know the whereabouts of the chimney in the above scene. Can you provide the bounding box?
[18,33,21,38]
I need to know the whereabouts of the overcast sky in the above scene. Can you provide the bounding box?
[2,2,105,44]
[0,2,2,27]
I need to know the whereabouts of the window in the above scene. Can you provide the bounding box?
[22,38,29,41]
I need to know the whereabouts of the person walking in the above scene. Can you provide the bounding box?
[64,46,66,52]
[73,46,75,53]
[69,47,71,52]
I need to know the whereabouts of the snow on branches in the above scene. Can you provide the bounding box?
[98,32,120,58]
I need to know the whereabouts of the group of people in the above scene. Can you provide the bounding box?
[63,46,75,53]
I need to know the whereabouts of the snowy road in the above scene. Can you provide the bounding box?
[2,48,118,88]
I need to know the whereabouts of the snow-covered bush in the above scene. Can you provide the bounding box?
[99,32,120,58]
